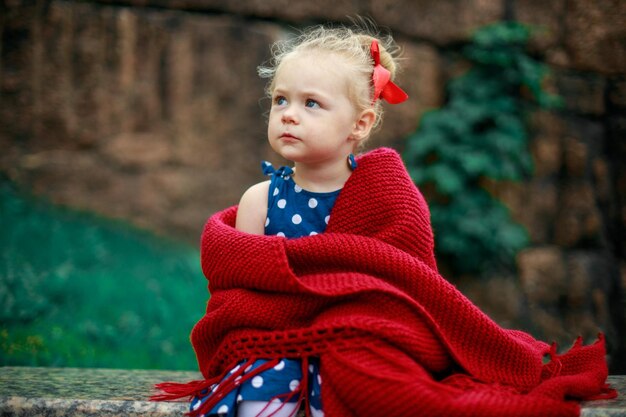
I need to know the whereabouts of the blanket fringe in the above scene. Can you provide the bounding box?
[540,334,617,401]
[582,383,618,401]
[151,377,220,402]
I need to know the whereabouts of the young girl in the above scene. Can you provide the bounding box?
[154,22,613,417]
[191,25,408,417]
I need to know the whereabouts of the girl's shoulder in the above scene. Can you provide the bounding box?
[235,180,270,235]
[242,180,271,198]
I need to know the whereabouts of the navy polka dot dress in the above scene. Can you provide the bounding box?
[190,162,338,416]
[262,162,340,238]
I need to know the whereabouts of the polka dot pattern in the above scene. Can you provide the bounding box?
[189,358,323,416]
[289,379,300,391]
[263,162,341,239]
[251,376,264,388]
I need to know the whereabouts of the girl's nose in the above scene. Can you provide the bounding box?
[281,106,298,124]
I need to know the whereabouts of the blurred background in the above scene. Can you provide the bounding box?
[1,0,624,373]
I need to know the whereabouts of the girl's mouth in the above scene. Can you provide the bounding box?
[280,133,300,141]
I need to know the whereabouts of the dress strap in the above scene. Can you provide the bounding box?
[262,161,294,179]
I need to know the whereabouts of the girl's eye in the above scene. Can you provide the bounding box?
[305,99,320,109]
[274,96,287,106]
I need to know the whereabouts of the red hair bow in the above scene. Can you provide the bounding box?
[370,40,408,104]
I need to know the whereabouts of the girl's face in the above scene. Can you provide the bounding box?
[267,51,363,167]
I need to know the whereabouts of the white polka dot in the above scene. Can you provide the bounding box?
[274,360,285,371]
[230,364,241,374]
[237,395,243,403]
[265,218,270,227]
[309,364,315,373]
[273,187,279,196]
[277,199,286,209]
[277,232,285,237]
[325,215,330,224]
[317,374,322,385]
[292,214,302,224]
[264,161,271,166]
[309,231,318,236]
[217,405,229,414]
[252,376,264,388]
[211,383,219,393]
[192,400,201,410]
[308,198,318,208]
[234,376,242,384]
[294,184,302,193]
[289,379,300,391]
[244,364,253,373]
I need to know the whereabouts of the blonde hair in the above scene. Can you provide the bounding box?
[258,23,403,134]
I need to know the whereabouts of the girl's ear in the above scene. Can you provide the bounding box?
[350,109,376,143]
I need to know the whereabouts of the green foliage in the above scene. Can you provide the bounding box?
[0,179,206,370]
[403,22,560,275]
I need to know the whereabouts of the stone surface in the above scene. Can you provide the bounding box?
[518,247,567,305]
[98,0,368,22]
[513,0,565,51]
[554,182,603,247]
[606,77,626,261]
[371,0,503,44]
[0,367,623,416]
[96,0,507,45]
[0,367,196,417]
[608,77,626,110]
[521,180,559,244]
[206,0,367,22]
[563,0,626,74]
[556,71,607,116]
[0,367,200,401]
[564,252,617,338]
[517,247,620,363]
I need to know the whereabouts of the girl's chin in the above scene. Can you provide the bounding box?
[271,145,304,160]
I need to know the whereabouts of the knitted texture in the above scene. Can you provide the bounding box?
[157,148,614,417]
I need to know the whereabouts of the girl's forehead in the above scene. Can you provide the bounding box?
[274,51,352,88]
[281,50,342,72]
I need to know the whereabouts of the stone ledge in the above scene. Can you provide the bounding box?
[0,367,199,417]
[0,367,623,416]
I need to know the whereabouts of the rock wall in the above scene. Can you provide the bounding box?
[1,0,624,370]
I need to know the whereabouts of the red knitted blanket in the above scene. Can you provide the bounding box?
[154,148,615,416]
